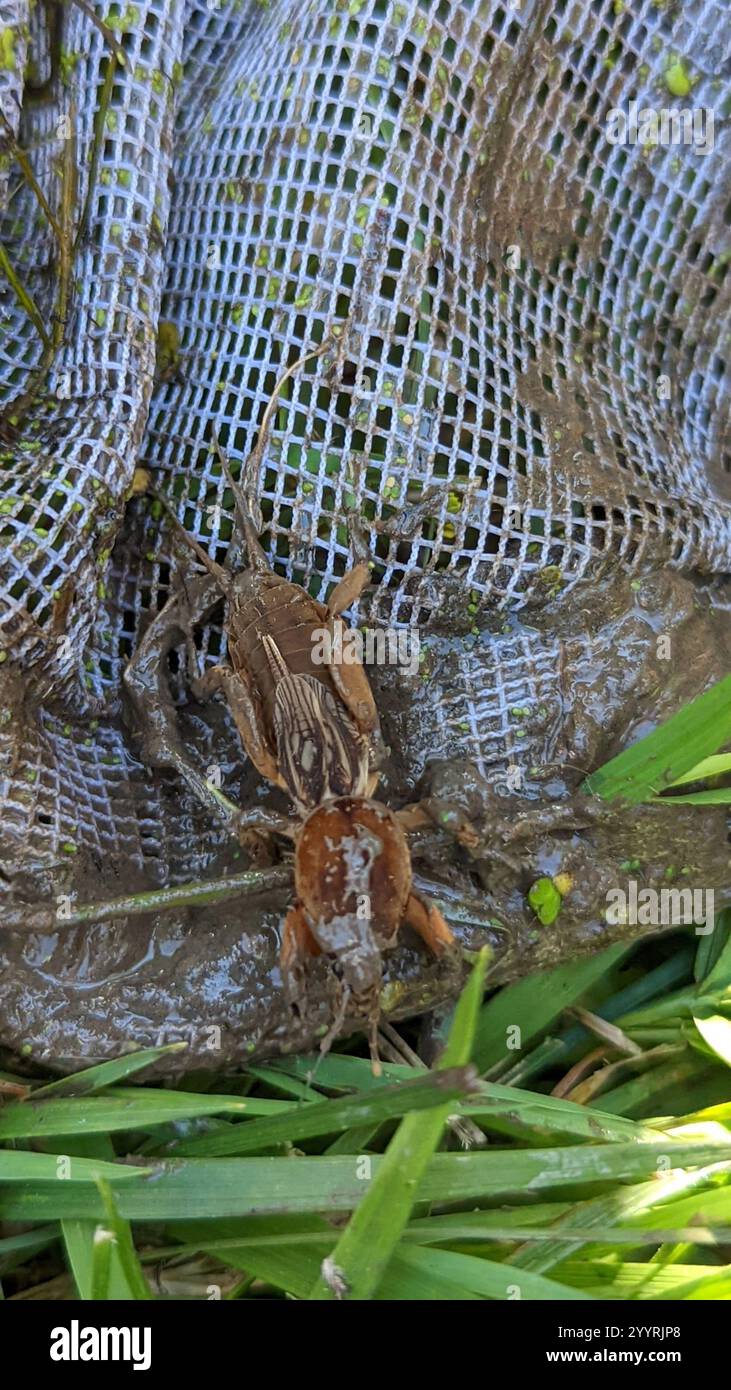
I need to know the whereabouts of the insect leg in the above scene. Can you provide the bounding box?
[393,802,432,831]
[280,904,321,1012]
[149,487,231,593]
[365,996,383,1077]
[123,570,222,773]
[317,977,353,1063]
[196,662,288,794]
[124,582,291,848]
[403,892,456,956]
[395,798,481,851]
[325,561,371,617]
[325,616,380,736]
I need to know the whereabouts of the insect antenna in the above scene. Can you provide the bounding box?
[209,430,264,560]
[367,1010,383,1078]
[149,488,231,595]
[312,976,357,1084]
[211,338,333,552]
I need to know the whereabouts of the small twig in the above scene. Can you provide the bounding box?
[567,1005,643,1058]
[378,1020,485,1149]
[377,1021,415,1065]
[53,99,77,350]
[0,865,292,933]
[551,1045,613,1100]
[564,1044,685,1107]
[373,1032,408,1067]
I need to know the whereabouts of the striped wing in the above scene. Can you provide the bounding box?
[272,670,368,810]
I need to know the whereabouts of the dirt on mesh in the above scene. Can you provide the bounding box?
[1,1,730,1076]
[1,562,729,1078]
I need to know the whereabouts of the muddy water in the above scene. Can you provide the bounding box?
[1,568,729,1078]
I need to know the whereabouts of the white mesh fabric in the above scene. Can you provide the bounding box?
[1,0,729,898]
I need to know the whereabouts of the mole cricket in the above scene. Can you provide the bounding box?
[124,344,458,1068]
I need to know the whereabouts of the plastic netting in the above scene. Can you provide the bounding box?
[1,0,730,906]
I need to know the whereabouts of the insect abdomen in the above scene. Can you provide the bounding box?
[228,574,333,729]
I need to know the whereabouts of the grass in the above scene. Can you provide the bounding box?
[1,680,731,1300]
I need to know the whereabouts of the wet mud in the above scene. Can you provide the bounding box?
[1,1,730,1080]
[1,564,729,1079]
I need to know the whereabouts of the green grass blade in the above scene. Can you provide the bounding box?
[1,1142,727,1223]
[0,1225,59,1275]
[473,943,630,1072]
[60,1136,121,1300]
[0,1151,149,1183]
[307,948,490,1300]
[243,1066,318,1101]
[700,925,731,991]
[588,1055,715,1117]
[510,1161,731,1274]
[187,1234,586,1300]
[161,1203,568,1259]
[584,673,731,802]
[31,1044,189,1097]
[668,754,731,786]
[558,1259,729,1299]
[462,1083,661,1144]
[657,1098,731,1132]
[394,1244,594,1300]
[89,1224,114,1301]
[651,788,731,804]
[64,1219,114,1300]
[94,1177,151,1299]
[0,1088,288,1139]
[693,1015,731,1069]
[53,1137,148,1300]
[656,1269,731,1300]
[325,1124,381,1154]
[185,1227,483,1300]
[617,987,718,1027]
[263,1054,413,1093]
[169,1066,480,1157]
[694,910,731,982]
[500,950,693,1088]
[624,1181,731,1232]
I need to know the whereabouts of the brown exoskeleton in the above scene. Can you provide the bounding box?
[124,344,458,1068]
[170,441,380,815]
[124,344,381,835]
[281,795,455,1070]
